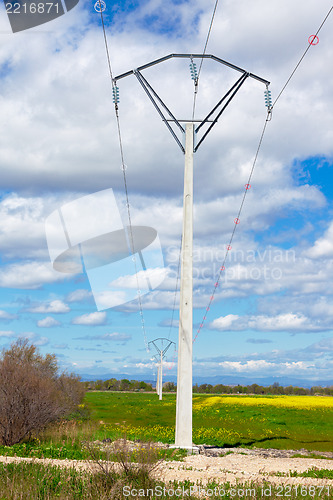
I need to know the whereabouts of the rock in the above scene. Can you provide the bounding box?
[197,446,333,459]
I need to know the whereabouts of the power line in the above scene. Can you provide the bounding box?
[192,0,220,119]
[272,5,333,108]
[197,0,220,80]
[97,0,149,351]
[193,110,271,343]
[194,4,333,341]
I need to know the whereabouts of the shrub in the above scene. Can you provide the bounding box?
[0,338,85,445]
[85,437,163,497]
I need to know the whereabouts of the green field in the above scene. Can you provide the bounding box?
[0,392,332,499]
[84,392,333,452]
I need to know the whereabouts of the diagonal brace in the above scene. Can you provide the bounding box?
[194,72,249,151]
[134,70,185,153]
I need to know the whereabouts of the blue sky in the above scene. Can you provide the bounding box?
[0,0,332,384]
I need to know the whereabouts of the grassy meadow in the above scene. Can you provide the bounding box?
[0,392,332,460]
[84,392,333,452]
[0,392,332,499]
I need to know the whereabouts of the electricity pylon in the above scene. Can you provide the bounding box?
[115,54,269,449]
[149,338,176,400]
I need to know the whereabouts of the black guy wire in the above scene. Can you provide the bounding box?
[97,0,149,351]
[192,0,220,119]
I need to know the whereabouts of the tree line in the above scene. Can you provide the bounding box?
[193,382,333,396]
[85,379,333,396]
[84,378,154,392]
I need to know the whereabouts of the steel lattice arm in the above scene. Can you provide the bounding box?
[115,54,270,152]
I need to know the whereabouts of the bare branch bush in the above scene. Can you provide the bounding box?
[0,338,85,446]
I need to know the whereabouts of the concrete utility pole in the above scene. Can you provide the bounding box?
[115,54,269,450]
[175,123,194,448]
[159,349,163,400]
[156,363,161,398]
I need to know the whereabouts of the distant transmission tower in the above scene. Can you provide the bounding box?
[149,338,176,400]
[115,54,269,449]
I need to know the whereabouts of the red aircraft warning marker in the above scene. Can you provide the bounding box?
[308,35,319,45]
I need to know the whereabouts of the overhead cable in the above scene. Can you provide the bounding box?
[192,0,220,118]
[272,5,333,108]
[194,4,333,341]
[97,0,149,351]
[193,111,270,343]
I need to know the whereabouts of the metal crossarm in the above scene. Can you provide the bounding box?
[149,338,175,357]
[115,54,270,85]
[115,54,269,154]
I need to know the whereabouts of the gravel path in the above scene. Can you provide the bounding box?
[156,451,333,487]
[0,448,332,489]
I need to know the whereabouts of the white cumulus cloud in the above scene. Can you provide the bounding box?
[66,289,92,303]
[72,311,107,326]
[27,300,70,314]
[37,316,61,328]
[305,221,333,259]
[210,312,327,333]
[0,262,69,289]
[0,310,17,321]
[0,330,15,337]
[210,314,240,330]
